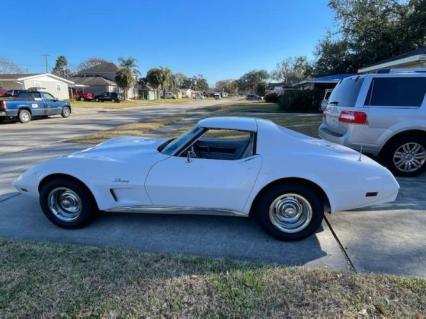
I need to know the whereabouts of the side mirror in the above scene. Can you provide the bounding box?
[186,150,192,163]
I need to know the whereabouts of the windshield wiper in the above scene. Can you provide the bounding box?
[329,101,339,105]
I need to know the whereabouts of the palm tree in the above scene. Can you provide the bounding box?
[117,57,139,100]
[118,57,139,76]
[115,69,134,100]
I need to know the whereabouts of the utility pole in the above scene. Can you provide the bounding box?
[42,54,49,73]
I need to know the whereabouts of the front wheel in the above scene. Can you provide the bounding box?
[254,183,324,241]
[18,109,31,123]
[381,135,426,177]
[39,178,97,228]
[61,106,71,118]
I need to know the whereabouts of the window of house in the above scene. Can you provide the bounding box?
[365,77,426,107]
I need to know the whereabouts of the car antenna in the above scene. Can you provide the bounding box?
[358,145,363,161]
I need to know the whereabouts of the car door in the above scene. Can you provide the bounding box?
[41,92,61,115]
[145,129,262,212]
[18,92,46,116]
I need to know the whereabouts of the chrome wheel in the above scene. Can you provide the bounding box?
[47,187,82,222]
[393,142,426,173]
[269,193,312,233]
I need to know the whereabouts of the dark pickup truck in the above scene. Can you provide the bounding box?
[0,91,71,123]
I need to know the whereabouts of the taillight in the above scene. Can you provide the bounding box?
[338,111,367,124]
[0,101,6,111]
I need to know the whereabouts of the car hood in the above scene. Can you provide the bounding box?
[67,136,168,161]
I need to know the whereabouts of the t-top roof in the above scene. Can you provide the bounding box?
[198,117,258,132]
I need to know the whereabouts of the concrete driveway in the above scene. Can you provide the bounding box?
[0,103,425,277]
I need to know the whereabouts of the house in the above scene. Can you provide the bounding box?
[77,62,119,81]
[293,74,355,91]
[70,76,117,96]
[139,84,158,100]
[358,47,426,73]
[0,73,74,99]
[180,88,193,98]
[76,62,139,99]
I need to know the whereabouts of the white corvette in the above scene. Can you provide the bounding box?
[15,117,399,241]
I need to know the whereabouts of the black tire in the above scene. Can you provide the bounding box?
[95,98,99,102]
[0,117,5,123]
[79,97,85,101]
[18,109,31,123]
[61,106,71,118]
[254,183,324,241]
[381,135,426,177]
[39,178,97,229]
[112,98,116,103]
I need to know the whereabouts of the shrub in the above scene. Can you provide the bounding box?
[278,89,322,113]
[264,92,279,103]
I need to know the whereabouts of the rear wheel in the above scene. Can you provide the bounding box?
[61,106,71,118]
[79,96,85,101]
[381,135,426,177]
[254,183,324,241]
[18,109,31,123]
[39,178,97,228]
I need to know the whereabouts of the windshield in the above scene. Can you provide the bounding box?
[328,77,364,108]
[160,126,204,156]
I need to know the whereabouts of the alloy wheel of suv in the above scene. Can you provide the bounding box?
[383,136,426,177]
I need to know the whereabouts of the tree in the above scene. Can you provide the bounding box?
[215,79,239,94]
[118,57,140,76]
[238,70,269,94]
[271,56,313,85]
[0,58,22,74]
[146,67,173,99]
[174,73,190,89]
[314,0,426,74]
[314,37,355,75]
[52,55,71,78]
[77,57,111,72]
[115,68,134,100]
[192,75,209,91]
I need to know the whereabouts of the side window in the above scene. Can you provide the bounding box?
[365,77,426,107]
[42,92,55,100]
[189,129,255,161]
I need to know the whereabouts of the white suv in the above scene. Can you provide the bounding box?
[319,70,426,177]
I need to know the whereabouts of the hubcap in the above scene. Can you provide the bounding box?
[21,112,29,121]
[48,187,82,222]
[393,142,426,173]
[269,193,312,233]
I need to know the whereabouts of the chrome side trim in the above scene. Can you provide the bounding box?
[104,205,248,217]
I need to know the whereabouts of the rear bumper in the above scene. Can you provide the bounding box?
[0,110,17,117]
[319,124,381,156]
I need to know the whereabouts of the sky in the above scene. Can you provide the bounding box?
[3,0,335,85]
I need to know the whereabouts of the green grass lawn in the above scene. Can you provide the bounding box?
[1,239,424,318]
[68,101,322,144]
[71,98,200,109]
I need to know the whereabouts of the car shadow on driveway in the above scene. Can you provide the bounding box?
[0,195,349,271]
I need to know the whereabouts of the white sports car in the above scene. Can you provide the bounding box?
[14,117,400,241]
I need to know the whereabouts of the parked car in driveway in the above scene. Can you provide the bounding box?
[163,92,177,99]
[0,91,71,123]
[319,70,426,176]
[94,92,122,102]
[246,94,261,101]
[15,117,399,241]
[74,90,94,101]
